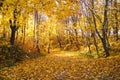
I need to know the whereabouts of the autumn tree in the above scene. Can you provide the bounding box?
[85,0,110,57]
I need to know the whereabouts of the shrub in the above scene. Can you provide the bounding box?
[0,44,25,68]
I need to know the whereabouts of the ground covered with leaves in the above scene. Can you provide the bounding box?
[0,51,120,80]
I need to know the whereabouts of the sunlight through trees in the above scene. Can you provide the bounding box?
[0,0,120,79]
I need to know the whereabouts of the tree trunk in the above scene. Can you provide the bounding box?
[9,19,18,45]
[74,29,80,50]
[114,0,119,41]
[92,32,99,56]
[102,0,109,57]
[68,30,73,45]
[48,33,51,53]
[23,25,26,44]
[86,34,91,54]
[91,0,109,57]
[48,42,50,53]
[113,27,118,41]
[9,8,19,45]
[2,15,6,38]
[3,26,6,38]
[34,9,40,53]
[36,25,40,53]
[10,27,16,45]
[57,34,62,48]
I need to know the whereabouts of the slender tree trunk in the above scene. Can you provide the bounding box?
[48,38,50,53]
[86,37,91,54]
[114,27,118,41]
[92,32,99,56]
[91,0,102,41]
[47,32,51,53]
[72,15,80,49]
[15,30,18,42]
[2,15,6,38]
[23,25,26,44]
[114,0,119,41]
[68,30,73,45]
[34,9,40,53]
[3,26,6,38]
[36,25,40,53]
[102,0,109,57]
[91,0,109,57]
[48,42,50,53]
[74,29,80,50]
[83,19,91,54]
[56,34,62,48]
[81,28,84,40]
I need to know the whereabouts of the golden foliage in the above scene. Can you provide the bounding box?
[0,52,120,79]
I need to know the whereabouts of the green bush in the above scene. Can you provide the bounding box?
[77,52,99,59]
[0,44,25,68]
[28,52,46,59]
[1,45,25,60]
[6,60,16,67]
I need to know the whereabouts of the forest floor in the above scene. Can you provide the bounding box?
[0,49,120,80]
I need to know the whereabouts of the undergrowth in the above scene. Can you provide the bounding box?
[0,40,47,69]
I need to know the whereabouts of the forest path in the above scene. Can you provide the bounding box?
[0,50,120,80]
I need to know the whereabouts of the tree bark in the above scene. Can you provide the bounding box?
[114,0,119,41]
[34,9,40,53]
[91,0,109,57]
[57,34,62,48]
[3,26,6,38]
[22,25,26,44]
[74,28,80,50]
[102,0,109,57]
[10,28,16,45]
[9,19,18,45]
[92,32,99,56]
[86,36,91,54]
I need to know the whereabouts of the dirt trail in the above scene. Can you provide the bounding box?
[0,51,120,80]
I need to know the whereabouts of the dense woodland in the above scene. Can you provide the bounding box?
[0,0,120,79]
